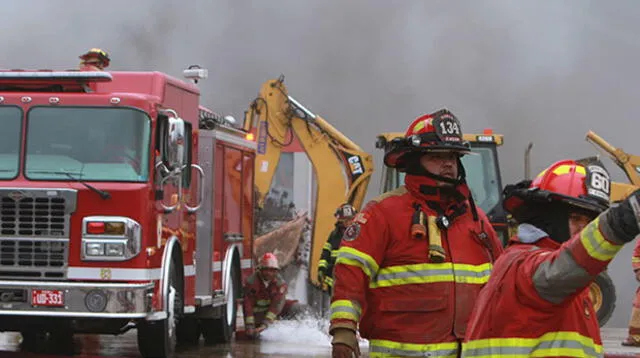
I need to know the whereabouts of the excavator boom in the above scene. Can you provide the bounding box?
[244,77,374,285]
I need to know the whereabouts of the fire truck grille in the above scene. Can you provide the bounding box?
[0,239,68,279]
[0,196,67,237]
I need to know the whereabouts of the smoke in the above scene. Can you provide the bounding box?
[4,0,640,328]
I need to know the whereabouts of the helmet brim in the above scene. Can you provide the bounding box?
[384,145,473,169]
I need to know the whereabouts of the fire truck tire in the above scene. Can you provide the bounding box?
[176,316,200,347]
[589,271,616,327]
[137,263,181,357]
[202,261,240,345]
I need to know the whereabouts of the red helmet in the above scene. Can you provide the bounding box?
[504,158,610,220]
[79,48,111,68]
[335,203,357,221]
[384,109,471,171]
[259,253,279,270]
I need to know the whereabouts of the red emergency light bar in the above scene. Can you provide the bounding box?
[0,71,112,83]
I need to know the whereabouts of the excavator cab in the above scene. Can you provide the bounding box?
[375,130,509,244]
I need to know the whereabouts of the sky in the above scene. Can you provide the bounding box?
[4,0,640,328]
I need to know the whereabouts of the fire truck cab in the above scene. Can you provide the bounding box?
[0,68,253,357]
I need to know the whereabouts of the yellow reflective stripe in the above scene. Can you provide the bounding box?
[318,260,328,268]
[330,299,361,322]
[323,242,332,250]
[335,247,379,278]
[324,276,334,286]
[265,311,277,321]
[580,217,622,261]
[245,316,255,324]
[370,339,458,358]
[462,331,603,357]
[632,257,640,263]
[254,306,268,312]
[370,262,492,288]
[331,250,339,257]
[256,299,270,306]
[552,165,586,176]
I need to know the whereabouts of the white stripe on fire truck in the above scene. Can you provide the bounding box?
[211,259,252,273]
[241,259,252,269]
[68,265,196,281]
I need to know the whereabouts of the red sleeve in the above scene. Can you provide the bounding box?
[329,202,389,333]
[633,240,640,271]
[265,282,287,325]
[515,216,623,306]
[242,275,257,327]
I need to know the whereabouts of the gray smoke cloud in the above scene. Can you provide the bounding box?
[5,0,640,328]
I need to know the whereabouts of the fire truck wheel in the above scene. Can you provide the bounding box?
[176,316,201,347]
[589,271,616,327]
[137,263,181,357]
[202,262,239,345]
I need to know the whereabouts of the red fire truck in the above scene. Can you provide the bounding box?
[0,67,253,357]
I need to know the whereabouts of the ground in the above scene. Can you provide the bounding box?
[0,323,637,357]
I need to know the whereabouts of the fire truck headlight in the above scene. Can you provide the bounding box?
[106,243,125,256]
[85,243,105,256]
[82,216,141,261]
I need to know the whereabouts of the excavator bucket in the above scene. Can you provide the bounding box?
[253,214,310,268]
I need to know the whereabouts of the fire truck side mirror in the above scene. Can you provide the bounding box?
[165,116,186,171]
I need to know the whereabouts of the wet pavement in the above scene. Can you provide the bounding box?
[0,326,636,357]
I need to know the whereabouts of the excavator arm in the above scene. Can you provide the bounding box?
[243,76,374,286]
[586,130,640,202]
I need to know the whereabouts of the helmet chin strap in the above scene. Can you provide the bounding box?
[405,155,479,222]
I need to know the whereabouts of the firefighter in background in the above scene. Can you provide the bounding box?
[318,203,357,290]
[243,253,303,339]
[329,109,504,358]
[462,159,640,357]
[622,241,640,346]
[78,48,110,71]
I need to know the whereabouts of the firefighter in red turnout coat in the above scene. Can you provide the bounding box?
[329,109,504,358]
[243,253,301,339]
[462,158,640,357]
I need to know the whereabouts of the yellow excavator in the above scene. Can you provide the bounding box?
[242,76,374,287]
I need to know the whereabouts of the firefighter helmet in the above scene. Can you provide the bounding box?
[383,109,471,171]
[504,158,611,221]
[259,253,279,270]
[79,48,111,68]
[335,203,357,220]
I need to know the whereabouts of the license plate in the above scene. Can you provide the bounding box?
[31,289,64,307]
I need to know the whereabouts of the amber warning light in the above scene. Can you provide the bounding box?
[246,133,255,141]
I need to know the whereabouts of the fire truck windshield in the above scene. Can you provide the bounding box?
[0,106,22,179]
[24,107,151,182]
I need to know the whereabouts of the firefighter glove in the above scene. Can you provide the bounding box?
[331,328,360,357]
[604,189,640,243]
